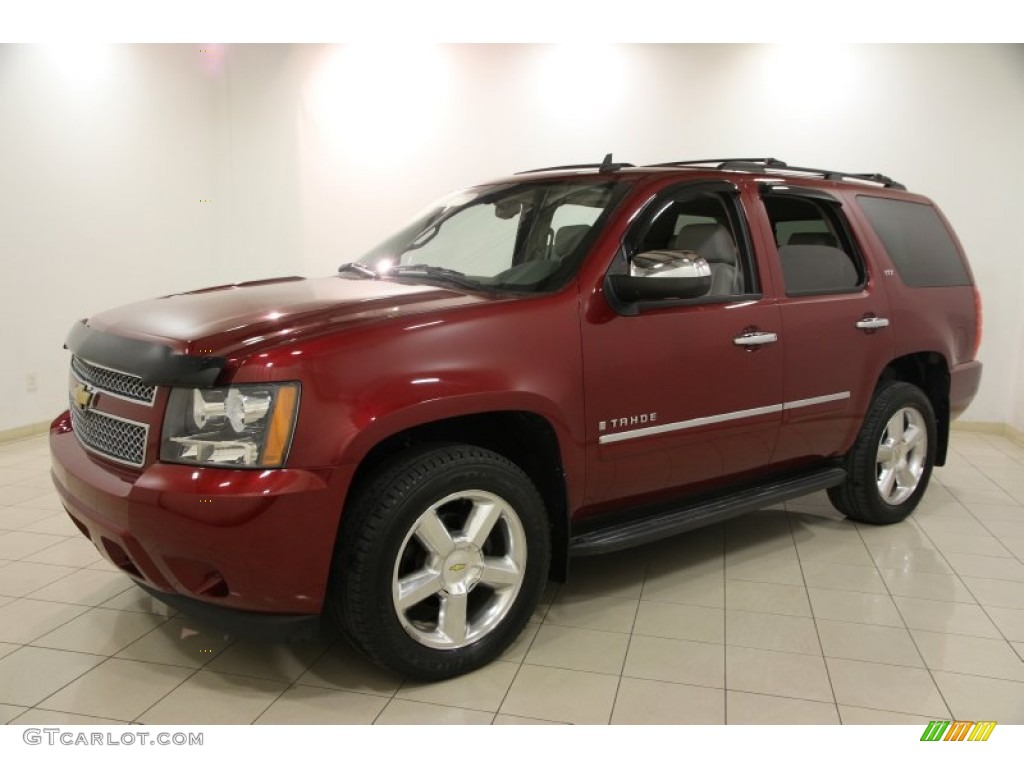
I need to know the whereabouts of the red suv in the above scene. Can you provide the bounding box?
[50,157,982,680]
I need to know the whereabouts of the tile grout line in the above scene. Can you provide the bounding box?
[948,466,1024,569]
[605,584,643,725]
[134,664,211,724]
[0,595,102,648]
[116,620,233,723]
[3,644,115,714]
[245,636,347,725]
[486,581,558,725]
[97,612,238,723]
[368,652,406,725]
[17,555,137,606]
[863,513,957,720]
[904,497,1024,679]
[784,509,840,724]
[379,696,501,722]
[12,705,131,725]
[0,563,98,602]
[721,522,729,725]
[136,628,358,724]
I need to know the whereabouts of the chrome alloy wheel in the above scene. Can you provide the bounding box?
[391,490,527,650]
[875,406,928,505]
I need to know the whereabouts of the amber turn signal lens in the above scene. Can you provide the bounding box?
[261,384,299,466]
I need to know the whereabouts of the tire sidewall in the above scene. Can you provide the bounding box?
[348,452,549,679]
[859,383,937,522]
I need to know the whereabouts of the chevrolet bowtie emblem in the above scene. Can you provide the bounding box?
[72,383,95,411]
[449,563,466,573]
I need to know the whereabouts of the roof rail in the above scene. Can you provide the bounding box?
[519,153,634,175]
[647,158,906,190]
[651,157,787,169]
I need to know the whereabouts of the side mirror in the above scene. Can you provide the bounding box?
[607,250,712,302]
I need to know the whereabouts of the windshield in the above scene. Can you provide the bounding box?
[343,179,628,293]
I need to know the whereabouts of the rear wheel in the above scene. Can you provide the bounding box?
[331,444,549,680]
[828,381,937,524]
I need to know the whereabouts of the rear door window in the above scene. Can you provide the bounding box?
[762,192,865,295]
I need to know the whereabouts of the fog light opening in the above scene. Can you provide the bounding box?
[195,571,229,598]
[101,538,143,579]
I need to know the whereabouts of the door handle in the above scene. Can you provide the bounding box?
[733,331,779,347]
[856,316,890,331]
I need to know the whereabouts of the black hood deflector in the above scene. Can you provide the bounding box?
[65,320,226,387]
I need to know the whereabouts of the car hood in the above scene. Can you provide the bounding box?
[83,275,490,357]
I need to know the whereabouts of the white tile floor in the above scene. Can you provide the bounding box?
[1,430,1023,725]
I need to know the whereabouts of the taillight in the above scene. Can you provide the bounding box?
[972,285,983,359]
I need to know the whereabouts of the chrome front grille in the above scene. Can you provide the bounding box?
[69,401,149,468]
[71,355,156,405]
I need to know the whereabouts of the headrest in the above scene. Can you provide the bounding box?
[673,223,738,265]
[553,224,591,259]
[778,244,859,293]
[787,231,838,247]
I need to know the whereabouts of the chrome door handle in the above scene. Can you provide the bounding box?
[856,317,890,330]
[734,331,779,347]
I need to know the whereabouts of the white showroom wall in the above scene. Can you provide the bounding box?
[0,45,234,432]
[1,43,1022,434]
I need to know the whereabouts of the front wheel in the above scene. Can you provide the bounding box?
[828,381,937,524]
[330,444,550,680]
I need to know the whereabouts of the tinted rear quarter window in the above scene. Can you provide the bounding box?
[857,196,970,287]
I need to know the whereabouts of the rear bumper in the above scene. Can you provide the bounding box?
[949,359,983,420]
[50,412,352,617]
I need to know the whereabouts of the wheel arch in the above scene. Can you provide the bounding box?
[342,410,572,582]
[877,351,951,465]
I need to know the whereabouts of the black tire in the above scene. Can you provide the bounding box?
[329,444,550,681]
[828,381,937,525]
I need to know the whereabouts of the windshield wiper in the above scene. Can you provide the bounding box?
[387,264,481,290]
[337,262,378,279]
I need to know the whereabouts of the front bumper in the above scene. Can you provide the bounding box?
[134,582,323,642]
[50,412,351,619]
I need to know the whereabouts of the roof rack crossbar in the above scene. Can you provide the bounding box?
[650,158,786,169]
[646,158,905,190]
[780,163,906,190]
[518,153,634,175]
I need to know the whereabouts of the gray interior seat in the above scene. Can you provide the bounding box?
[787,231,838,247]
[778,244,859,293]
[553,224,591,259]
[673,223,742,295]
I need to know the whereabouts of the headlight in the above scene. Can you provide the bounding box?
[160,383,300,468]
